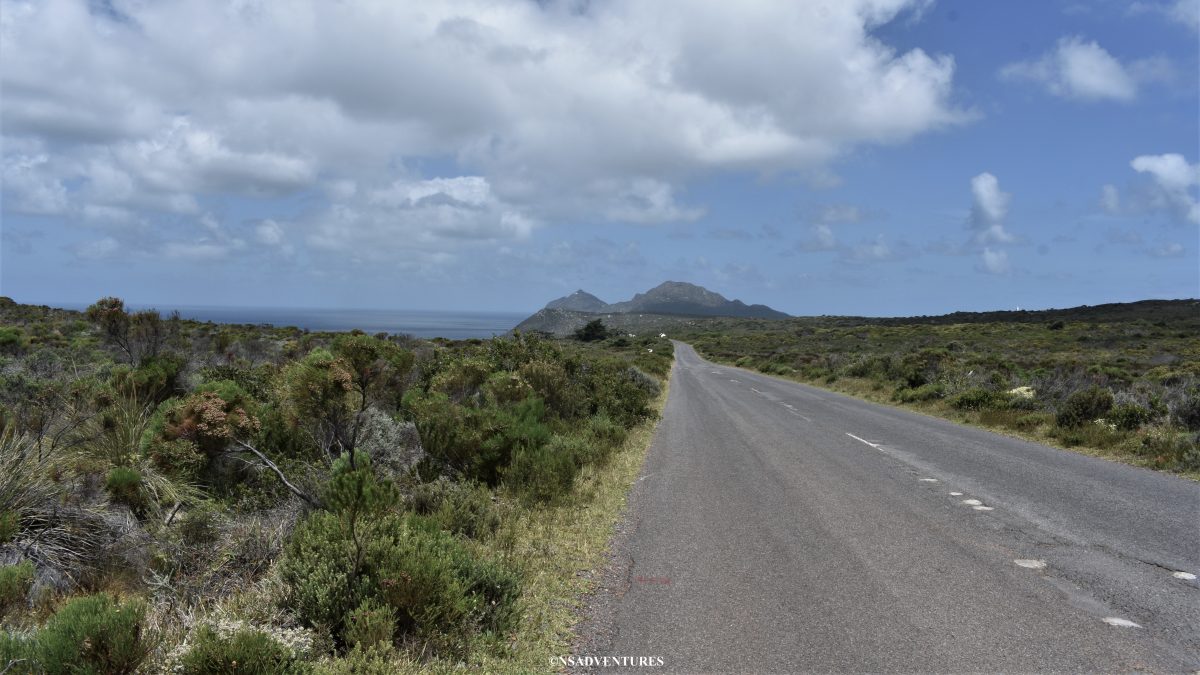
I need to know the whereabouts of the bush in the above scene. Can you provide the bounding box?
[1056,386,1115,428]
[344,600,395,650]
[35,594,150,674]
[0,510,18,544]
[409,480,500,540]
[505,435,583,502]
[180,625,303,675]
[895,383,944,403]
[573,319,609,342]
[1172,393,1200,431]
[949,388,1009,411]
[281,510,518,650]
[1110,403,1153,431]
[105,466,146,512]
[280,460,519,652]
[0,561,34,613]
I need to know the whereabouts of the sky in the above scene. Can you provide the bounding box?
[1,0,1198,316]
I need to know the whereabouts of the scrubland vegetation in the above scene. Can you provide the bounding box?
[683,300,1199,475]
[0,298,672,673]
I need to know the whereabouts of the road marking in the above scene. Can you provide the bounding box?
[972,505,994,511]
[1173,571,1197,580]
[751,387,765,395]
[845,433,881,449]
[918,478,939,482]
[729,379,740,383]
[1102,617,1141,628]
[1014,559,1046,569]
[949,491,963,496]
[961,499,982,506]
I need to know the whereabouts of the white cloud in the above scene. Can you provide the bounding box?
[1,153,69,214]
[796,224,839,252]
[256,220,285,246]
[1131,153,1200,224]
[0,0,966,265]
[1149,241,1185,257]
[1100,184,1121,214]
[1130,0,1200,32]
[69,236,119,260]
[969,172,1015,244]
[999,36,1164,102]
[980,247,1010,275]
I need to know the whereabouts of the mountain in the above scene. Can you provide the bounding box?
[606,281,789,319]
[517,281,789,335]
[545,290,609,312]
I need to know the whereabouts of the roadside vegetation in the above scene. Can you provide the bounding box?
[681,300,1199,476]
[0,298,671,673]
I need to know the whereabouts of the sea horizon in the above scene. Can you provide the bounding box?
[53,302,530,340]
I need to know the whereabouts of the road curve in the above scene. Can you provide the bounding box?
[576,342,1199,673]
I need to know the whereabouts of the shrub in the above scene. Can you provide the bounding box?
[895,383,944,403]
[105,466,146,512]
[1109,403,1153,431]
[0,561,34,613]
[1056,386,1115,428]
[179,625,302,675]
[281,510,518,649]
[35,594,150,675]
[409,480,500,540]
[1172,393,1200,432]
[141,381,261,479]
[949,388,1009,411]
[573,319,609,342]
[0,510,18,544]
[344,600,395,650]
[506,435,582,502]
[280,460,518,651]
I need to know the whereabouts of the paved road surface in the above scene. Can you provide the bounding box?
[577,342,1199,673]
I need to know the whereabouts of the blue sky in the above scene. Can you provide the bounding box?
[1,0,1197,316]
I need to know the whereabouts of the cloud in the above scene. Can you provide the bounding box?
[68,237,120,261]
[999,36,1167,101]
[1130,0,1200,32]
[1148,242,1185,257]
[256,220,286,246]
[969,172,1015,244]
[1100,184,1121,214]
[1,0,967,268]
[844,234,915,262]
[979,247,1010,275]
[1130,153,1200,224]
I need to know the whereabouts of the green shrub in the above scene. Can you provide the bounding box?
[0,631,34,672]
[0,561,34,613]
[1056,386,1114,428]
[1110,403,1153,431]
[104,467,146,512]
[1172,393,1200,431]
[280,460,518,651]
[409,480,500,540]
[506,435,583,502]
[35,594,150,675]
[949,388,1009,411]
[344,600,395,650]
[0,510,18,544]
[180,625,302,675]
[895,383,944,403]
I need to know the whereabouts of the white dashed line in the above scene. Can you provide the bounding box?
[729,379,740,383]
[751,387,765,395]
[961,499,983,506]
[918,478,939,482]
[1014,559,1046,569]
[949,492,963,496]
[972,505,994,511]
[1101,617,1141,628]
[845,433,881,449]
[1173,571,1197,580]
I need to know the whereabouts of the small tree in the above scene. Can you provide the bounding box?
[85,297,173,364]
[574,319,609,342]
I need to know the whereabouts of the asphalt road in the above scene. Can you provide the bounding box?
[576,342,1200,673]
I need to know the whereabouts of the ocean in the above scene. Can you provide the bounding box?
[61,305,529,340]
